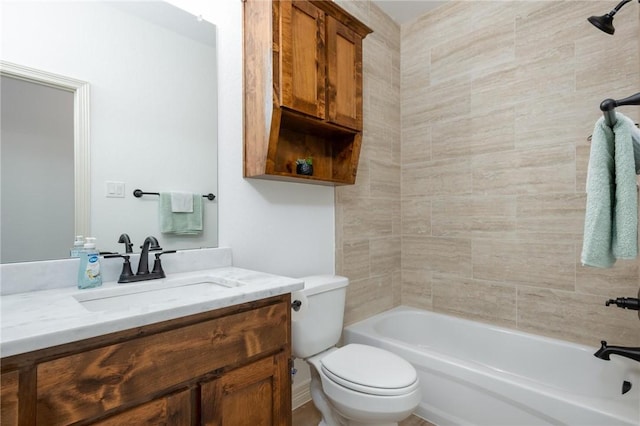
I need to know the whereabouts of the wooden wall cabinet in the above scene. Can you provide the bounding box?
[0,295,292,425]
[279,1,326,121]
[244,0,372,185]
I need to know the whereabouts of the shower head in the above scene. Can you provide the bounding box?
[587,0,636,35]
[587,14,615,35]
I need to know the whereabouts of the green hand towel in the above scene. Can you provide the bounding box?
[159,193,203,235]
[582,113,638,268]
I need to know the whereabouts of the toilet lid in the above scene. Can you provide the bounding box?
[320,344,418,396]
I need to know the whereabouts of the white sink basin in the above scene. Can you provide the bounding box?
[74,275,243,312]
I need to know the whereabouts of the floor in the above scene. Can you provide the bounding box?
[292,401,435,426]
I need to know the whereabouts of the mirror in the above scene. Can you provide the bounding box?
[1,69,86,263]
[1,1,218,263]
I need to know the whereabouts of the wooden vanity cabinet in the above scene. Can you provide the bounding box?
[244,0,372,185]
[0,370,19,426]
[0,295,292,425]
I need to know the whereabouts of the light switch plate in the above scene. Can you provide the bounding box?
[105,181,125,198]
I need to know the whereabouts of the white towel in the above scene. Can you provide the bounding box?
[170,192,193,213]
[159,193,203,235]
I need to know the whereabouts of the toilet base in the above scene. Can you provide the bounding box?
[308,362,406,426]
[318,421,397,426]
[310,367,342,426]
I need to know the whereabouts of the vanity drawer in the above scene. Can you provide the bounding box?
[36,302,288,425]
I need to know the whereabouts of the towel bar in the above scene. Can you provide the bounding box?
[133,189,216,201]
[600,91,640,127]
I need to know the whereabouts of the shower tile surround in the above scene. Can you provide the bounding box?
[336,1,640,347]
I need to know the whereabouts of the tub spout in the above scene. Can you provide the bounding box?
[594,341,640,363]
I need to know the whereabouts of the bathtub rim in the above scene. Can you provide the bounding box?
[345,305,640,366]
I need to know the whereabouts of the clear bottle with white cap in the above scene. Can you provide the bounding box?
[70,235,84,257]
[77,237,102,289]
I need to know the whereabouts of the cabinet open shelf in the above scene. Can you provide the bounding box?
[265,108,361,185]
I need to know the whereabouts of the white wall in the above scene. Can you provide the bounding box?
[174,0,336,278]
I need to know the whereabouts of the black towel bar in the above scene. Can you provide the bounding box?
[600,91,640,127]
[133,189,216,201]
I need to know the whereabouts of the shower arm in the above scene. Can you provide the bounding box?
[608,0,634,16]
[599,92,640,127]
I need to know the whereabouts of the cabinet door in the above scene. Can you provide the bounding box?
[93,389,191,426]
[279,0,326,120]
[326,15,363,130]
[201,352,291,426]
[1,370,19,426]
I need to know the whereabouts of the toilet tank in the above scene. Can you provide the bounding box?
[291,275,349,359]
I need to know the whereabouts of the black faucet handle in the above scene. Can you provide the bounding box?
[151,250,176,277]
[103,254,134,283]
[103,252,130,262]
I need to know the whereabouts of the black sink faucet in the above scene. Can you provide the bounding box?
[137,236,162,275]
[104,235,175,283]
[594,341,640,363]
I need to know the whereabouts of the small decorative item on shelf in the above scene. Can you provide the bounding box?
[296,157,313,176]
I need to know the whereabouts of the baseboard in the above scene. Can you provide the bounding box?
[292,377,311,409]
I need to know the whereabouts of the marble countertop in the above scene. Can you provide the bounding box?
[0,267,303,358]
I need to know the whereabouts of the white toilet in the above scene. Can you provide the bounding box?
[292,275,420,426]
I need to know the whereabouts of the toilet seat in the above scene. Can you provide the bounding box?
[320,344,419,396]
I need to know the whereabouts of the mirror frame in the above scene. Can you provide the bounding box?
[1,60,91,239]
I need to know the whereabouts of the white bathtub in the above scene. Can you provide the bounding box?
[343,306,640,426]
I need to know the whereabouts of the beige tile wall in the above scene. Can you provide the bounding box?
[335,0,402,326]
[336,0,639,347]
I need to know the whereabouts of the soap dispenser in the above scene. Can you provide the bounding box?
[77,237,102,289]
[70,235,84,257]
